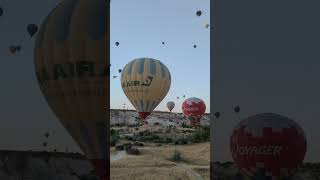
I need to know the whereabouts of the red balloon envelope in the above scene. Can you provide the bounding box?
[182,97,206,126]
[230,113,307,179]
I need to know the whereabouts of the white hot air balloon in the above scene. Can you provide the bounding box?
[167,101,175,112]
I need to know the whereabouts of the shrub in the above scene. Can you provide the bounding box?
[110,129,120,146]
[170,149,182,162]
[182,123,192,128]
[126,147,140,155]
[191,125,210,143]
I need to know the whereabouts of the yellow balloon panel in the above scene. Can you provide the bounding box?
[34,0,109,160]
[121,58,171,113]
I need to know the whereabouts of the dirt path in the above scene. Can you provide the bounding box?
[110,151,127,162]
[176,163,207,180]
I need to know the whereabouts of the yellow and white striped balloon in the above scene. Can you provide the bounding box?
[34,0,109,179]
[121,58,171,119]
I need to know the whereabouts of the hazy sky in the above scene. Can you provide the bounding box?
[0,0,80,152]
[0,0,209,151]
[212,0,320,163]
[110,0,210,113]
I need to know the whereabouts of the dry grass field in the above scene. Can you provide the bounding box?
[110,142,210,180]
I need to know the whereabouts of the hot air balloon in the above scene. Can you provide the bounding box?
[193,45,197,48]
[121,58,171,120]
[234,106,240,114]
[162,42,165,45]
[230,113,307,179]
[214,112,220,119]
[44,132,50,138]
[182,97,206,126]
[0,6,3,16]
[34,0,110,180]
[16,46,21,51]
[9,46,16,54]
[118,69,122,73]
[43,142,47,147]
[177,97,179,99]
[27,24,38,37]
[112,76,117,79]
[167,101,175,112]
[196,10,202,17]
[205,24,210,29]
[115,41,119,46]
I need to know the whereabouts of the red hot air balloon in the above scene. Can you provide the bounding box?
[230,113,307,179]
[182,97,206,126]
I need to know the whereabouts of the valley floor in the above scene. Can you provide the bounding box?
[110,142,210,180]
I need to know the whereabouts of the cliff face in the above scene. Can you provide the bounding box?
[0,151,94,180]
[110,109,210,126]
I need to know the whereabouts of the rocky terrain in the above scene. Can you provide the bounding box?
[110,109,210,127]
[1,110,317,179]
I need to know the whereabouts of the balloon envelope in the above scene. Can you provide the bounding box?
[182,97,206,126]
[0,6,3,16]
[34,0,110,179]
[234,106,240,113]
[27,24,38,37]
[121,58,171,120]
[16,46,21,51]
[196,10,202,17]
[166,101,175,112]
[230,113,307,178]
[9,46,16,54]
[214,112,220,119]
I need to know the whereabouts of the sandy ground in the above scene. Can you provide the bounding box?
[110,142,210,180]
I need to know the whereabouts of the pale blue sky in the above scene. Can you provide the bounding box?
[110,0,210,113]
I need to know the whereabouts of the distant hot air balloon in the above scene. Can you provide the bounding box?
[234,106,240,114]
[162,42,165,45]
[27,24,38,37]
[205,24,210,29]
[182,97,206,126]
[118,69,122,73]
[43,142,47,147]
[112,76,117,79]
[9,46,16,54]
[16,46,21,51]
[115,41,119,46]
[182,94,186,98]
[177,97,179,99]
[214,112,220,119]
[44,132,50,138]
[0,6,3,16]
[121,58,171,120]
[34,0,110,180]
[196,10,202,17]
[230,113,307,179]
[193,45,197,48]
[167,101,175,112]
